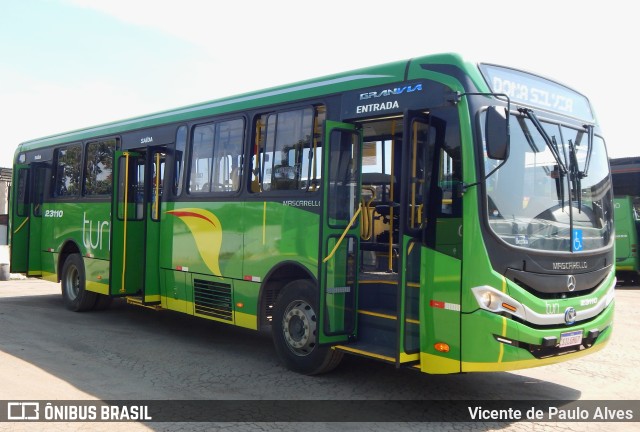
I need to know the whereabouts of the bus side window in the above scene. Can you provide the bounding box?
[250,105,324,193]
[53,144,82,197]
[15,168,29,217]
[83,139,116,196]
[32,166,47,217]
[189,119,244,194]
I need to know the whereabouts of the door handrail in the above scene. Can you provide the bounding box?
[120,152,130,293]
[322,204,362,263]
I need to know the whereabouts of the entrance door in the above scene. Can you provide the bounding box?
[144,149,165,303]
[110,149,166,299]
[397,116,433,364]
[318,121,362,344]
[412,113,463,374]
[110,151,146,296]
[10,164,45,276]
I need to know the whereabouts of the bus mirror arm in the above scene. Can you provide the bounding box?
[452,92,512,196]
[458,155,508,196]
[455,92,511,161]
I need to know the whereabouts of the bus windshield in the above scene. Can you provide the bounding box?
[484,112,613,252]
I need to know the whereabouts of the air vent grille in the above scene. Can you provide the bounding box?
[194,279,232,321]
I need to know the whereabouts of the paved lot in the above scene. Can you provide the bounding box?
[0,277,638,432]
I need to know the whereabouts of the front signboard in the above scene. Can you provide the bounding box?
[479,63,594,122]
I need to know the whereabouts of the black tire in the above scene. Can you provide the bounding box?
[272,280,343,375]
[61,253,97,312]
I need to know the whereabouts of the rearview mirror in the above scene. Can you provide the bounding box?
[485,106,510,160]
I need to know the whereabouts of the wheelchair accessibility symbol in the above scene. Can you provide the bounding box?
[572,229,583,251]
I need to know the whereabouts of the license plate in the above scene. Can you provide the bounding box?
[559,330,583,348]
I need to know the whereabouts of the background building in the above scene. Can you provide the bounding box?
[0,167,11,245]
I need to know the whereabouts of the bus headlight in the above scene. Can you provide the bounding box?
[472,286,524,317]
[480,291,496,309]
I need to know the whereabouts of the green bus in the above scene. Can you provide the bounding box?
[614,196,640,283]
[10,53,615,375]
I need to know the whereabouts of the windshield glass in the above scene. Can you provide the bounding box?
[483,112,612,252]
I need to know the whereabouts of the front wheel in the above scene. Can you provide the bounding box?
[61,253,97,312]
[272,280,343,375]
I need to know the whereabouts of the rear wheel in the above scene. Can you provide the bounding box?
[61,253,97,312]
[272,280,343,375]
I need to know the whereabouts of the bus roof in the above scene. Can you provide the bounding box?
[15,53,480,155]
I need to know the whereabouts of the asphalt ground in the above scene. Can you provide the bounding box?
[0,277,637,432]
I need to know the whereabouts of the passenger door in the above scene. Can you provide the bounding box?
[110,148,166,300]
[318,121,362,344]
[417,114,463,374]
[10,163,45,276]
[110,151,145,296]
[144,148,165,303]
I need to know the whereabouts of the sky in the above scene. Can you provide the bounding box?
[0,0,635,169]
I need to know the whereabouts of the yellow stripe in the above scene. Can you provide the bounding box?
[154,152,160,220]
[126,297,163,310]
[462,341,609,372]
[359,309,395,320]
[497,277,508,362]
[420,338,610,374]
[14,217,29,234]
[388,120,396,272]
[235,311,258,330]
[498,316,507,363]
[420,352,460,374]
[356,311,418,325]
[359,279,398,285]
[120,152,130,294]
[399,352,420,363]
[262,201,266,245]
[86,280,109,295]
[335,345,395,362]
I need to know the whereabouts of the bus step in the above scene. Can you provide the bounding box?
[358,279,398,311]
[126,296,163,310]
[334,342,396,364]
[356,308,397,352]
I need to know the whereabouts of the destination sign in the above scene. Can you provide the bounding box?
[342,80,427,119]
[479,64,594,122]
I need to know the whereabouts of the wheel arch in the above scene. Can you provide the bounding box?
[57,240,82,282]
[257,260,317,332]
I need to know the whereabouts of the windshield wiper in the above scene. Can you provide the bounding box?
[581,124,594,178]
[568,138,582,212]
[518,108,568,174]
[518,108,568,208]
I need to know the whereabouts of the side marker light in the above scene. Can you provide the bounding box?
[501,302,517,313]
[434,342,450,353]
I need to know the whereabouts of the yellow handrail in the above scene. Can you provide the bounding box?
[360,186,376,240]
[13,217,29,234]
[154,152,161,220]
[411,122,418,228]
[388,121,396,272]
[323,204,362,263]
[120,152,130,293]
